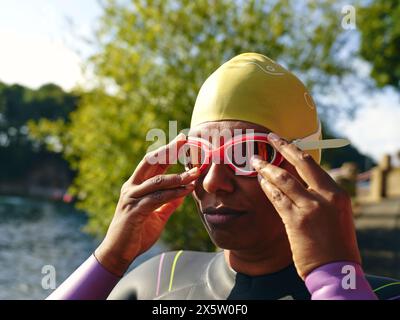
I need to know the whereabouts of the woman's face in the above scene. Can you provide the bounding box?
[189,120,307,251]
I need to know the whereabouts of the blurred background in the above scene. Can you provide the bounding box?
[0,0,399,299]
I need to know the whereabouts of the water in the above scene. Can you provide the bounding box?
[0,195,165,300]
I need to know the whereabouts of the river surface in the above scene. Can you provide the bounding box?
[0,195,164,299]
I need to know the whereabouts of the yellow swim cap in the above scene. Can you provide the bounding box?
[190,52,322,164]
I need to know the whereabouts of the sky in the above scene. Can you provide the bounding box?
[0,0,399,165]
[0,0,100,89]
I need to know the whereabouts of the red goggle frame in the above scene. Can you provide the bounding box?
[178,133,284,177]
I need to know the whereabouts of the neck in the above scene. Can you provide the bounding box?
[223,236,293,276]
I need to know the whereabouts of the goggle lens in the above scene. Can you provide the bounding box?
[226,141,276,172]
[179,143,206,170]
[179,139,277,175]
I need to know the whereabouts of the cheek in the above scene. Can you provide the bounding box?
[243,177,285,215]
[239,178,274,212]
[247,179,265,199]
[239,179,287,240]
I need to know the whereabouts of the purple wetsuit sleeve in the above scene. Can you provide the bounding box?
[305,261,378,300]
[46,254,121,300]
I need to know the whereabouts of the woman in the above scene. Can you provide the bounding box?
[47,53,399,300]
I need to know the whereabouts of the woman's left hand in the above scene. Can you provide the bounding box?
[251,133,361,280]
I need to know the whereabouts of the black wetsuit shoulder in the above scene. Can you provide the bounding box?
[107,250,400,300]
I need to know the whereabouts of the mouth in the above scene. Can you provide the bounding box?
[202,206,247,226]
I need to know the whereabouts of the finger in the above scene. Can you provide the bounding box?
[252,157,317,208]
[155,197,185,222]
[266,132,340,195]
[257,176,295,220]
[137,184,194,213]
[130,133,187,185]
[130,167,200,198]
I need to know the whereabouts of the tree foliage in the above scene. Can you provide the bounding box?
[358,0,400,88]
[0,82,77,180]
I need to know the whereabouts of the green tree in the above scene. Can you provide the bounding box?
[358,0,400,88]
[28,0,365,251]
[0,82,77,181]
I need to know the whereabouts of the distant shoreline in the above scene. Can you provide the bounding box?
[0,185,75,203]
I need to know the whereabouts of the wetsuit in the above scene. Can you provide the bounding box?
[45,53,400,300]
[108,250,310,300]
[108,251,400,300]
[47,250,400,300]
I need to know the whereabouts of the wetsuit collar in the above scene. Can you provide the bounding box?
[205,251,310,300]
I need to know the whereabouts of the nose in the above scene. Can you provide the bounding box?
[202,163,235,194]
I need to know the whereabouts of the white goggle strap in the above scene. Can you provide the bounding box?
[291,120,350,151]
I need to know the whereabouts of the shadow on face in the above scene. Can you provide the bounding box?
[188,120,306,252]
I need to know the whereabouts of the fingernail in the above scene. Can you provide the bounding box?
[190,180,196,186]
[257,174,263,184]
[181,167,199,180]
[174,132,186,141]
[188,167,199,175]
[268,132,280,142]
[250,155,262,168]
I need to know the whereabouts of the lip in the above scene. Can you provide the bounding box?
[202,207,247,226]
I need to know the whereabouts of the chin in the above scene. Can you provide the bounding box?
[208,230,256,251]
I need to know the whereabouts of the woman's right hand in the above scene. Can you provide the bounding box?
[95,133,200,276]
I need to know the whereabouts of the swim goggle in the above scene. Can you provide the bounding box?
[179,121,350,177]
